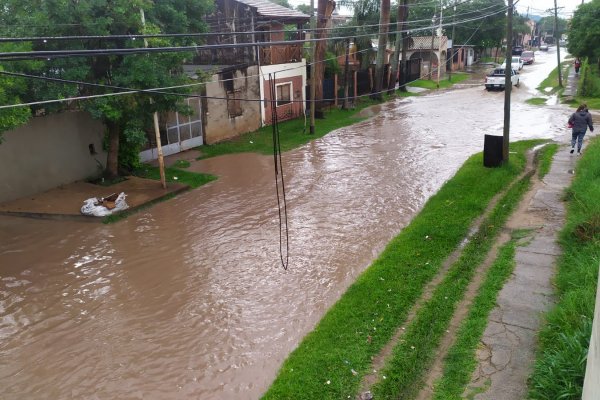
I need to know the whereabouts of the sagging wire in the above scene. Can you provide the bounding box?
[268,72,290,271]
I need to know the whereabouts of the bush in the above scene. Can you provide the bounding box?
[578,59,600,97]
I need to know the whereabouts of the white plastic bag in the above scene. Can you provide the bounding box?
[81,192,129,217]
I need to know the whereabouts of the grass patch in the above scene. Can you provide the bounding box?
[196,97,390,159]
[134,165,216,189]
[372,161,532,399]
[572,97,600,110]
[526,97,548,106]
[479,57,497,63]
[408,72,470,90]
[536,143,559,179]
[173,159,191,169]
[431,230,525,399]
[528,136,600,399]
[101,165,217,224]
[537,62,569,95]
[262,140,542,400]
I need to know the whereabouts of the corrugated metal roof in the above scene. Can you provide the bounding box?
[234,0,310,21]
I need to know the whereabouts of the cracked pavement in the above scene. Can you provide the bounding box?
[465,146,576,400]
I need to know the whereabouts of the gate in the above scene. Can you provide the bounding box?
[140,97,204,162]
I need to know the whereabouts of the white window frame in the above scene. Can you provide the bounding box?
[275,82,292,107]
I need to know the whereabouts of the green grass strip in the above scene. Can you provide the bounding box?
[537,62,569,95]
[526,97,548,106]
[102,166,217,224]
[536,143,559,179]
[134,165,217,189]
[197,98,384,159]
[431,231,525,399]
[372,161,532,399]
[528,137,600,399]
[408,72,470,90]
[262,140,542,400]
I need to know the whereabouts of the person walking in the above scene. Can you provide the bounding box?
[574,58,581,75]
[568,104,594,155]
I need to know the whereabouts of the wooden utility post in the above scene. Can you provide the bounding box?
[342,38,350,109]
[141,8,166,189]
[449,3,456,81]
[503,0,513,163]
[554,0,563,87]
[430,7,436,80]
[436,6,443,88]
[309,0,316,134]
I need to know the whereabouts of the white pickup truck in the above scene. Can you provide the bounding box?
[484,68,519,90]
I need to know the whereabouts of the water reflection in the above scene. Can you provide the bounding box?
[0,57,574,399]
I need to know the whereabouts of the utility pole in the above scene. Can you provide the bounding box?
[553,0,563,87]
[342,38,350,109]
[436,5,443,88]
[503,0,513,163]
[449,3,456,81]
[430,6,436,80]
[309,0,316,134]
[141,8,166,189]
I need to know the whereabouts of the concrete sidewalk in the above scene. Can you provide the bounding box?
[0,150,204,220]
[0,176,188,220]
[465,146,575,399]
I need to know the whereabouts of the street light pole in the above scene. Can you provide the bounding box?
[436,6,443,88]
[309,0,316,134]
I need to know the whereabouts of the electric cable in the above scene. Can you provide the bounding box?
[268,72,290,271]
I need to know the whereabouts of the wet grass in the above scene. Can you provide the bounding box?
[262,140,543,400]
[536,143,559,179]
[431,230,525,399]
[372,164,532,400]
[572,97,600,110]
[133,165,216,189]
[537,62,569,95]
[196,97,384,159]
[408,72,470,90]
[526,97,548,106]
[528,136,600,399]
[102,166,217,224]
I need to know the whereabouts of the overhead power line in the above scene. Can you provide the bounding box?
[0,5,508,62]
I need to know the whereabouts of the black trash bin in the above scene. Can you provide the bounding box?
[483,134,504,168]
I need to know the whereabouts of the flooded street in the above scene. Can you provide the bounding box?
[0,49,571,399]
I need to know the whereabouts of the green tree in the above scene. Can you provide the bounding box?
[0,0,213,178]
[296,4,312,14]
[567,0,600,66]
[270,0,293,9]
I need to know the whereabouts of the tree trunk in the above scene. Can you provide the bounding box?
[373,0,391,99]
[314,0,335,115]
[105,120,120,179]
[388,0,408,93]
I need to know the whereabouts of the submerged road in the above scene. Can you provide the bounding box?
[0,48,571,399]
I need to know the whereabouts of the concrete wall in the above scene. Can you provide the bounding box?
[0,111,106,203]
[260,60,307,126]
[203,65,262,144]
[583,265,600,399]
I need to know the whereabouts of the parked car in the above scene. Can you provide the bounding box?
[501,56,523,71]
[540,44,549,51]
[512,46,524,55]
[485,68,519,90]
[521,51,535,65]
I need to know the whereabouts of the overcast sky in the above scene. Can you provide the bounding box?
[288,0,588,18]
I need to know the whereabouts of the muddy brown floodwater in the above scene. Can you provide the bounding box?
[0,50,571,400]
